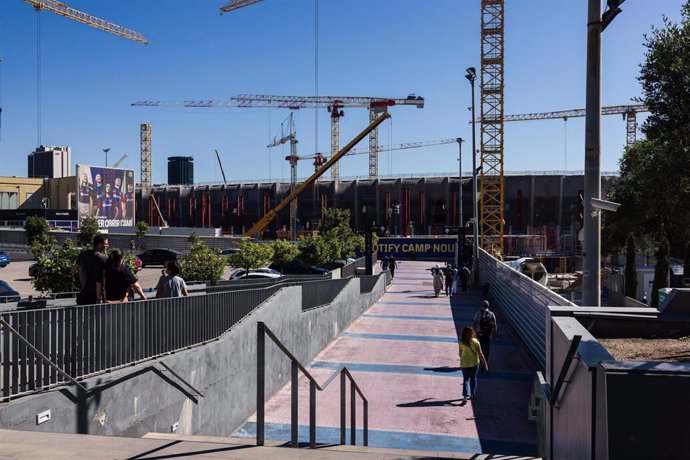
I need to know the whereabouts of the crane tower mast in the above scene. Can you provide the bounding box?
[480,0,505,258]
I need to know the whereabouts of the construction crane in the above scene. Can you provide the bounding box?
[214,149,228,184]
[298,138,459,164]
[220,0,263,13]
[245,112,391,238]
[131,94,424,180]
[21,1,149,44]
[112,153,128,168]
[503,103,648,146]
[266,113,298,239]
[479,0,506,258]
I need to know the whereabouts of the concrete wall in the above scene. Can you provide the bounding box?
[0,276,384,438]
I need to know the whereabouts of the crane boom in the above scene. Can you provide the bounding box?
[502,103,647,122]
[244,112,391,237]
[220,0,263,13]
[112,153,128,168]
[23,0,149,44]
[214,149,228,184]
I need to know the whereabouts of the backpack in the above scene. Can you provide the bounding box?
[479,309,494,334]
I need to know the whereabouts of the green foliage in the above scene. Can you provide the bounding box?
[605,5,690,257]
[651,235,670,308]
[24,215,51,249]
[31,239,81,295]
[297,235,331,267]
[135,221,149,248]
[271,239,300,272]
[318,208,359,260]
[180,238,226,285]
[624,233,638,299]
[77,216,100,247]
[227,241,275,276]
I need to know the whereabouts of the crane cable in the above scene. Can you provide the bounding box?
[36,9,42,147]
[314,0,319,167]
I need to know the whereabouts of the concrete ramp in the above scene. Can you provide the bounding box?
[234,261,538,457]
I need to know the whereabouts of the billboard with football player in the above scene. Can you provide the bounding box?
[76,165,135,228]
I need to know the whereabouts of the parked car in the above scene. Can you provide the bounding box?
[269,260,328,275]
[28,262,40,278]
[229,268,282,280]
[0,280,20,303]
[136,249,181,267]
[0,251,9,268]
[219,248,240,264]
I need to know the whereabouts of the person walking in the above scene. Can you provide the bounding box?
[473,300,497,363]
[459,325,488,403]
[72,234,109,305]
[155,260,189,298]
[388,256,397,278]
[444,264,454,296]
[380,255,390,271]
[459,265,471,293]
[98,250,146,303]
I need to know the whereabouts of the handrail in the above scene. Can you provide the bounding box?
[0,318,87,393]
[256,321,369,448]
[159,362,205,397]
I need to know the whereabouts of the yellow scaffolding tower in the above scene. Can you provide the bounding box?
[480,0,505,259]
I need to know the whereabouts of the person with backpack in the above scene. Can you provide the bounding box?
[473,300,497,363]
[459,265,471,292]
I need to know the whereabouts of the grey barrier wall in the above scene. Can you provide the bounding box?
[478,248,575,370]
[0,274,386,438]
[543,306,690,460]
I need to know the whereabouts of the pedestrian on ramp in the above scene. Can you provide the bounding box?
[473,300,497,364]
[459,326,488,403]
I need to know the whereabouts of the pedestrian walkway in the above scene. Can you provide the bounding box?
[235,261,538,457]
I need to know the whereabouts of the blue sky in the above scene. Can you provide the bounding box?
[0,0,685,184]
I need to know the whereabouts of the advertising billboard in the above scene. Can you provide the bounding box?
[76,165,135,228]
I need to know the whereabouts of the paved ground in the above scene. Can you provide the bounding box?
[234,260,538,457]
[0,429,537,459]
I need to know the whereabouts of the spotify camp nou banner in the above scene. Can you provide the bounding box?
[376,237,457,261]
[76,164,136,228]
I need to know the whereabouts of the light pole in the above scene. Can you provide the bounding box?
[465,66,479,288]
[583,0,625,307]
[103,148,110,167]
[456,138,464,227]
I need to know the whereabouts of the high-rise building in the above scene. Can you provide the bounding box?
[168,156,194,185]
[28,145,71,179]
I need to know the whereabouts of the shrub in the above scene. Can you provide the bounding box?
[77,216,100,247]
[227,241,274,276]
[180,238,226,285]
[31,239,81,295]
[271,239,300,273]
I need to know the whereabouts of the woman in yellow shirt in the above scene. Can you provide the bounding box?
[459,326,488,402]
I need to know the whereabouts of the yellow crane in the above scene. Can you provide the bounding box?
[245,112,391,238]
[22,0,149,44]
[220,0,263,13]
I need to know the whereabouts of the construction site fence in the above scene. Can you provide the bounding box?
[478,248,575,371]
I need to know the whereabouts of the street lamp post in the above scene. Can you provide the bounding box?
[456,138,464,227]
[465,67,479,288]
[103,148,111,167]
[583,0,625,307]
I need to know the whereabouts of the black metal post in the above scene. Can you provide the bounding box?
[309,381,316,448]
[456,138,463,227]
[256,322,265,446]
[363,399,368,446]
[291,361,298,447]
[350,382,356,445]
[340,371,346,444]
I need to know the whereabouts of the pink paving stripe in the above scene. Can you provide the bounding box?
[368,304,455,318]
[346,317,458,339]
[315,338,461,368]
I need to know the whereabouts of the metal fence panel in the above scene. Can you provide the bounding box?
[478,248,574,371]
[301,279,353,311]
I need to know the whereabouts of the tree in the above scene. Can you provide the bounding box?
[135,221,149,249]
[179,237,226,285]
[651,235,670,309]
[318,208,359,260]
[624,233,638,299]
[271,239,299,273]
[24,215,51,248]
[297,235,330,267]
[31,239,81,295]
[226,241,274,277]
[77,216,100,247]
[604,4,690,257]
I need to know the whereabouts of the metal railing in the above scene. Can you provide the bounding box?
[0,286,282,401]
[359,273,383,294]
[301,278,352,311]
[256,322,368,448]
[478,248,574,371]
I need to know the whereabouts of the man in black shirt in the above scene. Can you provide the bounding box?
[72,234,109,305]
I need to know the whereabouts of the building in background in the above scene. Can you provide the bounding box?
[0,177,44,209]
[27,145,72,179]
[168,156,194,185]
